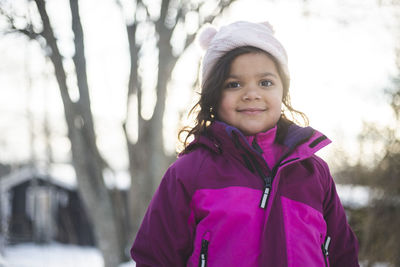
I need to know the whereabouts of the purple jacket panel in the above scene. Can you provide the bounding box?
[130,151,205,266]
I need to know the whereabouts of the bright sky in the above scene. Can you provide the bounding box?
[0,0,398,177]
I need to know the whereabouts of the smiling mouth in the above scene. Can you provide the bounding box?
[237,108,266,115]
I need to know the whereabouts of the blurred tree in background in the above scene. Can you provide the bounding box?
[0,0,236,265]
[334,1,400,265]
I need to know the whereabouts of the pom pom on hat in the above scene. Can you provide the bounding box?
[260,21,275,34]
[197,24,218,50]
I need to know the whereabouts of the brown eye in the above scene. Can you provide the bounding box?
[260,80,273,87]
[225,82,241,89]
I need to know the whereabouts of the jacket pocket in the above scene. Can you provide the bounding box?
[198,231,211,267]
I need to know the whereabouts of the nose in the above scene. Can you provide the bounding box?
[242,85,261,101]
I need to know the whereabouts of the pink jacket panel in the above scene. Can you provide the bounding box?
[187,186,265,267]
[281,196,328,266]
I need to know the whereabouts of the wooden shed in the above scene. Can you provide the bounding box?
[0,165,95,246]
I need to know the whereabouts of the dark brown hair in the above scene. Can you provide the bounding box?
[178,46,308,152]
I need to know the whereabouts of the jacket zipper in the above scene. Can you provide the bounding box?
[199,239,209,267]
[260,175,272,208]
[321,236,331,267]
[249,139,277,209]
[240,134,304,209]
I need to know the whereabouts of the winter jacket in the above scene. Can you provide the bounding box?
[131,120,359,267]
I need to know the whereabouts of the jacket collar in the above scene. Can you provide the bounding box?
[184,120,331,162]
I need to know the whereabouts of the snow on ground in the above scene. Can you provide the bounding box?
[336,184,370,209]
[0,242,391,267]
[1,243,135,267]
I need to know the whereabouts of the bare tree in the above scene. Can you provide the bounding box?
[0,0,237,264]
[1,0,123,265]
[117,0,238,242]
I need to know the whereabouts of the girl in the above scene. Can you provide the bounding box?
[131,21,359,266]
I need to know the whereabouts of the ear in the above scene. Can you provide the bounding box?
[197,25,218,50]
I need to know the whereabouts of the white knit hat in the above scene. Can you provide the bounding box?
[197,21,289,87]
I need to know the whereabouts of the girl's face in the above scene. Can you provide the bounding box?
[217,52,283,135]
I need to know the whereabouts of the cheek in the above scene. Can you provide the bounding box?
[217,101,230,120]
[275,89,284,106]
[217,93,233,115]
[268,91,283,108]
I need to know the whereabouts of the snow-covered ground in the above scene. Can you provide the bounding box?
[0,243,135,267]
[0,242,390,267]
[336,184,370,209]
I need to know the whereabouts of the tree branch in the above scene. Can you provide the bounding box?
[157,0,171,29]
[33,0,74,109]
[0,6,41,40]
[69,0,91,112]
[203,0,238,24]
[137,0,151,20]
[181,0,238,51]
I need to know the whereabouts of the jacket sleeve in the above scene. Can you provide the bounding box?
[131,165,196,267]
[321,160,360,267]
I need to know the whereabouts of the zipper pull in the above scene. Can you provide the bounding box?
[200,254,206,267]
[322,236,331,256]
[260,176,272,209]
[199,239,209,267]
[260,185,271,208]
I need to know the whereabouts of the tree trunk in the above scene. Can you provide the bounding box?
[123,0,238,241]
[124,20,178,238]
[34,0,124,265]
[123,20,149,239]
[3,0,240,261]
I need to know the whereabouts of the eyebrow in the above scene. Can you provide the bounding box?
[227,72,279,79]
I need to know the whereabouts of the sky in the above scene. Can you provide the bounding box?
[0,0,398,184]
